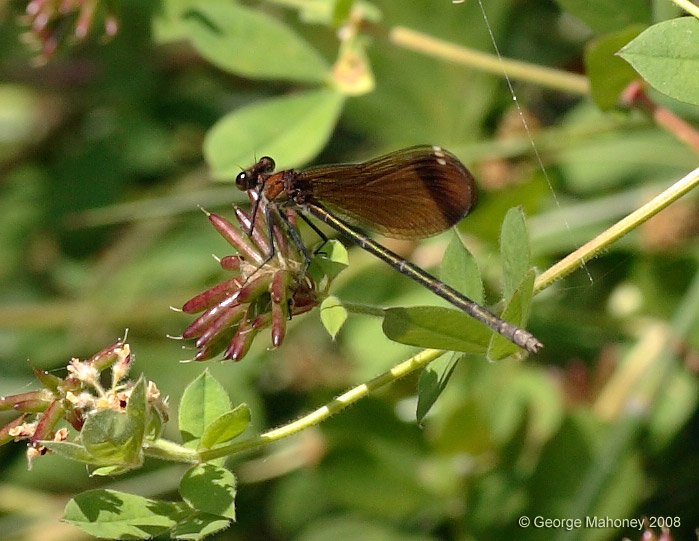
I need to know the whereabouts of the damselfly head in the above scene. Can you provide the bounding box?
[236,156,276,191]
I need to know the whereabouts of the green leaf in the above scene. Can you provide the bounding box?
[181,1,329,83]
[40,441,101,465]
[180,463,237,519]
[63,489,181,539]
[90,465,140,477]
[152,0,201,43]
[416,353,459,424]
[440,232,484,304]
[500,207,530,303]
[76,377,148,467]
[81,410,144,467]
[618,17,699,106]
[553,0,651,33]
[204,89,345,180]
[309,239,349,284]
[584,26,645,110]
[147,406,166,440]
[198,404,251,451]
[383,306,491,353]
[171,513,231,540]
[320,296,348,339]
[126,375,148,438]
[487,269,536,361]
[179,370,232,446]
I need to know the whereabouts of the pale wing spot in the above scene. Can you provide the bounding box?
[431,146,447,165]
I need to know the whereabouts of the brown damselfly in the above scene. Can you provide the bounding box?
[235,145,543,354]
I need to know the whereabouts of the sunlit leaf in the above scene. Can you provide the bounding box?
[182,1,329,82]
[383,306,491,353]
[64,489,180,539]
[487,270,536,361]
[416,353,460,424]
[198,404,251,451]
[180,463,236,519]
[81,409,144,467]
[171,513,231,540]
[40,441,100,464]
[619,17,699,106]
[320,296,348,339]
[204,89,345,180]
[500,207,530,302]
[179,370,232,446]
[440,232,484,304]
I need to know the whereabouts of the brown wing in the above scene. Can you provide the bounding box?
[298,145,477,239]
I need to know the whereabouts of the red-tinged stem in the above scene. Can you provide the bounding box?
[621,80,699,153]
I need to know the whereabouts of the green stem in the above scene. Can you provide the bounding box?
[197,349,446,462]
[144,438,199,463]
[535,165,699,293]
[670,0,699,18]
[388,26,590,95]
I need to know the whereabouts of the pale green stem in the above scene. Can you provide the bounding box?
[535,165,699,293]
[196,349,446,462]
[144,437,199,463]
[670,0,699,18]
[389,26,590,95]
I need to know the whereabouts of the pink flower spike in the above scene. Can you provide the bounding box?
[219,255,243,271]
[104,15,119,37]
[224,317,258,361]
[30,399,66,445]
[182,277,243,314]
[182,294,242,339]
[271,301,287,347]
[235,206,271,257]
[74,0,96,39]
[209,213,262,264]
[194,303,248,348]
[236,273,274,304]
[270,270,292,304]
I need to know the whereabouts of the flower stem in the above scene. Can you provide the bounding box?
[197,348,446,462]
[534,165,699,293]
[143,438,199,463]
[388,26,590,95]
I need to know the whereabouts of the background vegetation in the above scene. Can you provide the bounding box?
[0,0,697,539]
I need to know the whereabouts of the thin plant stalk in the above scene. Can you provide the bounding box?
[388,26,590,95]
[144,349,447,463]
[535,165,699,293]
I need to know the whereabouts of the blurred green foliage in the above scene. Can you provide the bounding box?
[0,0,698,540]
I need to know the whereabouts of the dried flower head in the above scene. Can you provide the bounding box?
[0,339,168,468]
[17,0,119,62]
[181,191,343,362]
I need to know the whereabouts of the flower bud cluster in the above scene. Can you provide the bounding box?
[182,194,321,361]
